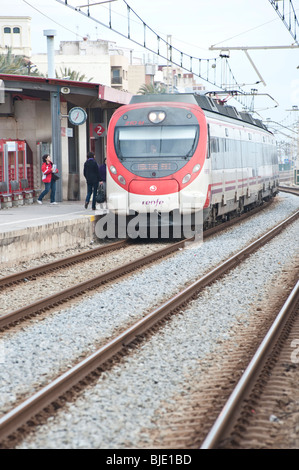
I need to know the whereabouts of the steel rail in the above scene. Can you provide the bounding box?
[278,186,299,196]
[0,238,188,329]
[0,201,276,329]
[201,279,299,449]
[0,210,298,443]
[0,239,128,289]
[0,198,275,290]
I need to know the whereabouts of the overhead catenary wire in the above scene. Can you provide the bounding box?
[22,0,86,39]
[54,0,246,93]
[268,0,299,44]
[21,0,285,114]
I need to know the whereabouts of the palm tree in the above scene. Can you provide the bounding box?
[0,48,42,76]
[138,83,167,94]
[56,67,93,82]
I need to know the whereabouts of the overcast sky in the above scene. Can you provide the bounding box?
[2,0,299,140]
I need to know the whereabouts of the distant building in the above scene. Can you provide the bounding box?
[0,16,31,57]
[32,38,112,86]
[0,73,132,201]
[33,37,151,94]
[0,16,204,95]
[155,64,205,94]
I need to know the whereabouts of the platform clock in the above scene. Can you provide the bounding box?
[68,107,87,126]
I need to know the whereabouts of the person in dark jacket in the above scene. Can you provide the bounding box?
[83,151,100,210]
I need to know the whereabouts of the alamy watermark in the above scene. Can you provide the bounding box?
[95,206,203,241]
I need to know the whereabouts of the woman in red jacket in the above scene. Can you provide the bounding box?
[37,154,59,205]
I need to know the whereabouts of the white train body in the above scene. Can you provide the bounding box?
[106,94,278,230]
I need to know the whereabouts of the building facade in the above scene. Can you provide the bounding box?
[0,16,205,204]
[0,16,31,57]
[0,74,132,202]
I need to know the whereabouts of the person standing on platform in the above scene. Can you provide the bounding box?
[83,151,100,210]
[37,154,59,205]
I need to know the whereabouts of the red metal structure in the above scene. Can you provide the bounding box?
[0,139,34,207]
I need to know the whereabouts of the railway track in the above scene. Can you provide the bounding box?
[0,239,186,329]
[201,280,299,449]
[0,209,298,447]
[0,201,274,330]
[279,185,299,196]
[0,199,274,289]
[0,239,128,289]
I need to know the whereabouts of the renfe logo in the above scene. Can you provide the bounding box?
[142,198,164,207]
[125,121,145,126]
[149,185,157,192]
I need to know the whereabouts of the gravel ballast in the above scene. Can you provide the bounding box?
[0,193,298,448]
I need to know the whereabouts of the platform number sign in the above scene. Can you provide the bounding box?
[94,124,106,136]
[90,123,106,138]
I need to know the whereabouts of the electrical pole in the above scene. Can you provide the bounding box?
[44,29,62,202]
[167,35,173,93]
[210,45,299,88]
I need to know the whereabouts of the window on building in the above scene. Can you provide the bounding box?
[4,27,12,47]
[13,27,20,33]
[112,69,122,85]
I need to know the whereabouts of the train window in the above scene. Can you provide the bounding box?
[131,162,178,172]
[210,137,220,153]
[115,125,199,159]
[207,124,211,159]
[223,139,230,153]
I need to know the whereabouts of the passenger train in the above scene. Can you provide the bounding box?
[106,93,278,236]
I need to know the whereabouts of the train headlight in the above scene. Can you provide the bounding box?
[148,111,166,124]
[182,174,191,184]
[192,164,201,173]
[118,175,126,185]
[110,165,117,175]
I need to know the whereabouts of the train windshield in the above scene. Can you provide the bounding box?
[115,125,198,159]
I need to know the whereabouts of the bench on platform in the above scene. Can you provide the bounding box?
[0,182,13,208]
[21,179,34,204]
[10,180,24,207]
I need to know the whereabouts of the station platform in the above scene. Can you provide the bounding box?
[0,201,107,267]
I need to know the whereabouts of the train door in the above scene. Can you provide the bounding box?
[231,132,240,203]
[253,141,259,192]
[237,130,245,200]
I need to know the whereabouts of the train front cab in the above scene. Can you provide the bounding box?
[106,99,210,236]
